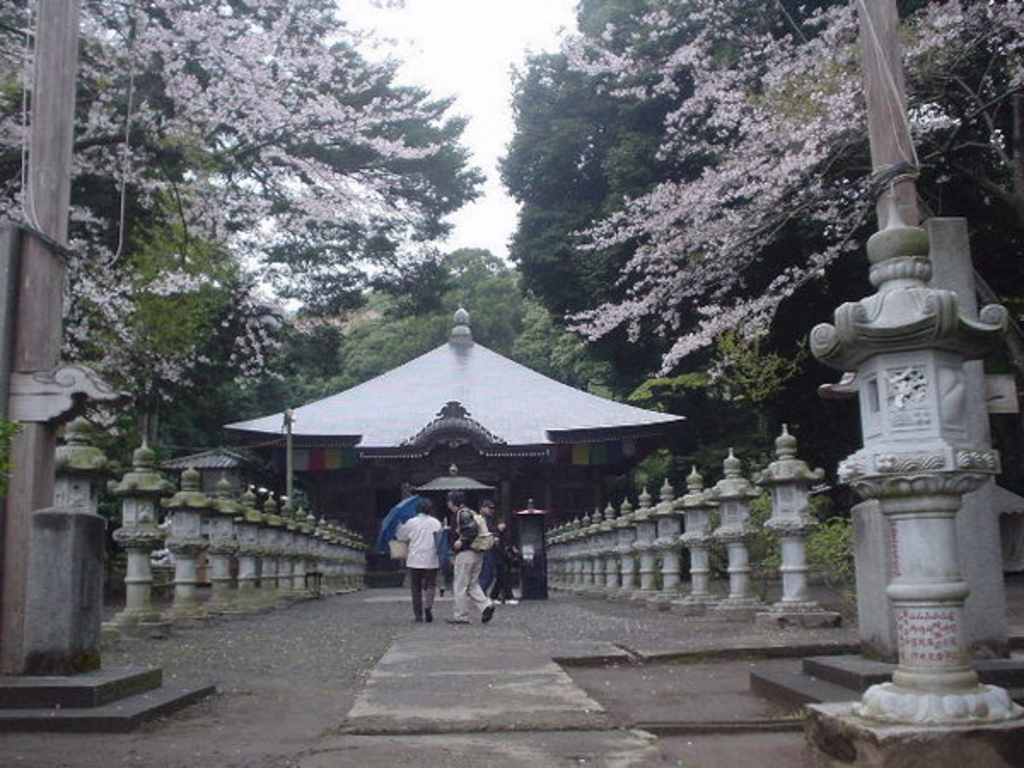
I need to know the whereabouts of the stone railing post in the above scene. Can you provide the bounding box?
[586,507,605,594]
[755,425,841,629]
[614,499,637,598]
[546,524,562,587]
[574,510,592,590]
[600,503,619,593]
[162,467,211,622]
[567,518,584,588]
[709,449,763,620]
[258,495,285,607]
[672,467,718,615]
[631,489,658,600]
[108,440,173,630]
[233,489,264,611]
[206,477,240,613]
[649,479,681,610]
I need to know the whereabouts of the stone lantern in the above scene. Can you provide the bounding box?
[631,488,658,599]
[614,499,637,598]
[575,511,592,591]
[109,440,173,628]
[258,495,285,607]
[709,449,763,620]
[162,467,211,621]
[600,502,619,593]
[586,506,604,592]
[672,467,718,615]
[566,518,583,588]
[278,500,298,598]
[810,209,1019,724]
[546,524,562,588]
[233,488,264,610]
[206,476,239,613]
[650,479,681,610]
[23,418,109,674]
[755,425,840,629]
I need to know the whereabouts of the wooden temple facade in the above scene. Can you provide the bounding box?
[226,310,684,548]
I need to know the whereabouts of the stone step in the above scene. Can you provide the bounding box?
[801,655,892,692]
[0,681,215,733]
[0,666,162,709]
[749,669,860,709]
[974,658,1024,690]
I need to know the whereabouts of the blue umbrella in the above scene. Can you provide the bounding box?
[376,495,423,555]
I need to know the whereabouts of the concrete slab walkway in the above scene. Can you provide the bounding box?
[341,626,613,734]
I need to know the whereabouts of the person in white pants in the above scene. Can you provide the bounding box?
[445,490,495,625]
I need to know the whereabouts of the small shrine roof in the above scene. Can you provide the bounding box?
[162,448,256,471]
[226,311,683,448]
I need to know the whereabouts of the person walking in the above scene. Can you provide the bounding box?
[446,490,495,625]
[395,497,442,623]
[477,500,499,596]
[490,517,519,604]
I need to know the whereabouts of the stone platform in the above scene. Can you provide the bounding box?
[751,653,1024,710]
[0,666,215,732]
[805,701,1024,767]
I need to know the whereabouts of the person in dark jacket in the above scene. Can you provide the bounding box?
[445,491,495,625]
[489,516,519,604]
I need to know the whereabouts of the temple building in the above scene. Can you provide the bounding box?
[226,309,684,545]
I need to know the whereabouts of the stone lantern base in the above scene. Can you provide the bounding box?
[711,597,764,622]
[805,701,1024,767]
[670,595,716,616]
[755,604,842,629]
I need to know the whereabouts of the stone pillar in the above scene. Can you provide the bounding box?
[631,489,658,600]
[601,503,619,592]
[258,496,285,607]
[649,480,681,610]
[162,468,210,622]
[710,450,763,620]
[206,477,239,613]
[108,441,173,629]
[587,507,605,594]
[233,488,264,610]
[673,467,718,615]
[22,418,106,675]
[754,425,841,629]
[576,512,593,591]
[614,499,637,597]
[567,518,584,588]
[810,209,1020,724]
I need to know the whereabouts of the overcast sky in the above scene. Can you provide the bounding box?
[338,0,579,259]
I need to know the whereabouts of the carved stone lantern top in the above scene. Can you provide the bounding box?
[110,440,174,498]
[756,425,825,487]
[615,498,634,528]
[632,487,654,522]
[599,502,617,533]
[162,467,211,512]
[811,215,1007,371]
[56,418,108,475]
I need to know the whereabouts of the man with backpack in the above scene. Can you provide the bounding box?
[445,490,496,625]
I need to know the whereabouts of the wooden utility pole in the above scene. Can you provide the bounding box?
[1,0,81,674]
[856,0,920,229]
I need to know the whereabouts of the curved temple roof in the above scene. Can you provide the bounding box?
[226,311,683,448]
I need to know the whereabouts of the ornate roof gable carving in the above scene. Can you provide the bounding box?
[402,401,506,450]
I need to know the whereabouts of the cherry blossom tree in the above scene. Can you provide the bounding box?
[0,0,481,440]
[561,0,1024,372]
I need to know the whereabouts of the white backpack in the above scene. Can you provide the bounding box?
[469,511,496,552]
